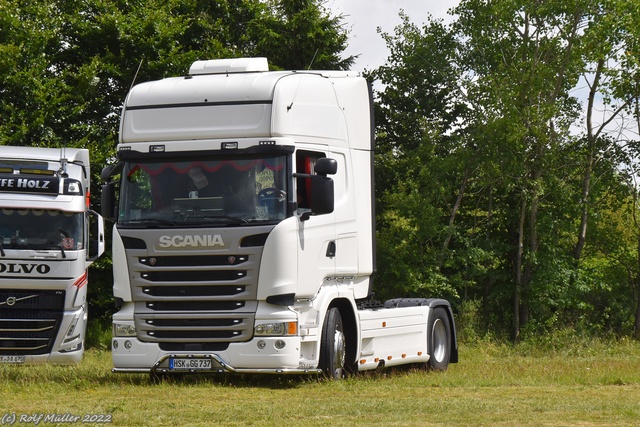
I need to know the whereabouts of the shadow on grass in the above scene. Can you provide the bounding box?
[0,354,436,390]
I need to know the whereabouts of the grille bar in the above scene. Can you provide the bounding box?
[142,285,246,297]
[146,301,246,311]
[142,270,247,282]
[139,255,248,267]
[0,290,65,311]
[0,319,56,333]
[0,338,49,351]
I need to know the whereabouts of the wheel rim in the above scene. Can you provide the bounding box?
[333,326,346,377]
[432,318,447,362]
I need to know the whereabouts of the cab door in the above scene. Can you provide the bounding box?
[294,150,337,298]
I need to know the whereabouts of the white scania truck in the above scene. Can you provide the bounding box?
[101,58,457,378]
[0,147,105,364]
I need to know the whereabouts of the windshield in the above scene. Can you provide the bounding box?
[119,155,288,226]
[0,209,84,250]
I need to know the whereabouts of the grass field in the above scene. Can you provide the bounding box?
[1,337,640,426]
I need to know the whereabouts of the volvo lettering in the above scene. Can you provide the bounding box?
[101,58,457,379]
[0,147,105,364]
[0,263,51,275]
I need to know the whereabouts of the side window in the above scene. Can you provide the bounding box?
[296,150,325,209]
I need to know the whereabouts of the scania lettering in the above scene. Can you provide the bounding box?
[101,57,457,378]
[158,235,225,248]
[0,147,105,364]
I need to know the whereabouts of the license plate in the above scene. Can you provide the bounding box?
[0,355,25,364]
[169,358,212,371]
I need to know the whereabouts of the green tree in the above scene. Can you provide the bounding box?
[249,0,354,70]
[371,13,470,302]
[0,0,354,330]
[372,0,640,339]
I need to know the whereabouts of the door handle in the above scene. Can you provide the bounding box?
[326,241,336,258]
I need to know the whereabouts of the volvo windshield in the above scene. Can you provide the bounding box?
[119,155,289,226]
[0,209,84,251]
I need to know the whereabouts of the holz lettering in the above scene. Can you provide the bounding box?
[0,263,51,274]
[17,178,50,189]
[0,178,51,189]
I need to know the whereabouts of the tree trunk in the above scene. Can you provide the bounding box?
[443,167,472,250]
[521,196,538,328]
[635,225,640,338]
[574,150,593,260]
[574,59,603,261]
[514,196,527,341]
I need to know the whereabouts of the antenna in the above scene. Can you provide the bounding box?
[129,58,144,92]
[59,147,69,178]
[307,48,319,70]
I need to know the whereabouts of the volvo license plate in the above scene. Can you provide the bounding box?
[0,355,25,364]
[169,357,212,371]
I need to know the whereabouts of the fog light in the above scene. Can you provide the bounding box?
[257,340,266,350]
[274,340,286,350]
[124,340,132,350]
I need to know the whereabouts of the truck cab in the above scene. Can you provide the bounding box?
[0,147,105,364]
[102,58,457,377]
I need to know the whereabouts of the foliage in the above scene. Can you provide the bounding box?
[371,0,640,339]
[0,0,353,332]
[3,0,640,342]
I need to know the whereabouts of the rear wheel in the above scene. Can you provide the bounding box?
[427,307,451,371]
[319,307,346,379]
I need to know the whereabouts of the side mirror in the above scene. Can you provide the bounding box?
[314,158,337,176]
[101,182,117,222]
[101,161,124,182]
[100,165,114,181]
[86,210,105,266]
[309,176,334,216]
[294,157,337,221]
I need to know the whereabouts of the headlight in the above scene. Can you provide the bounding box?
[254,322,297,336]
[65,316,80,338]
[113,322,137,337]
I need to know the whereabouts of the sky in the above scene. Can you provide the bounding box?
[324,1,636,140]
[327,0,461,72]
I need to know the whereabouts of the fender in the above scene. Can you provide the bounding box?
[383,298,458,363]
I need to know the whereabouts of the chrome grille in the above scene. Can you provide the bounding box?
[0,290,65,355]
[121,227,271,345]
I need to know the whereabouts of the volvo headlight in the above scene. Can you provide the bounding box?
[254,322,297,336]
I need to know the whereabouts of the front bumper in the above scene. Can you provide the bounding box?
[111,336,321,375]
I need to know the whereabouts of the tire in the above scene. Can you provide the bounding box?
[319,307,346,380]
[427,307,451,371]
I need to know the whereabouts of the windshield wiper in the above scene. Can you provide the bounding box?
[123,218,179,227]
[176,211,248,224]
[38,244,66,259]
[198,215,248,225]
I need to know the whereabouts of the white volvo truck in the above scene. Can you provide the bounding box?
[0,147,105,364]
[101,58,458,378]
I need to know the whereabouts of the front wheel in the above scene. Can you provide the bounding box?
[427,307,452,371]
[319,307,346,380]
